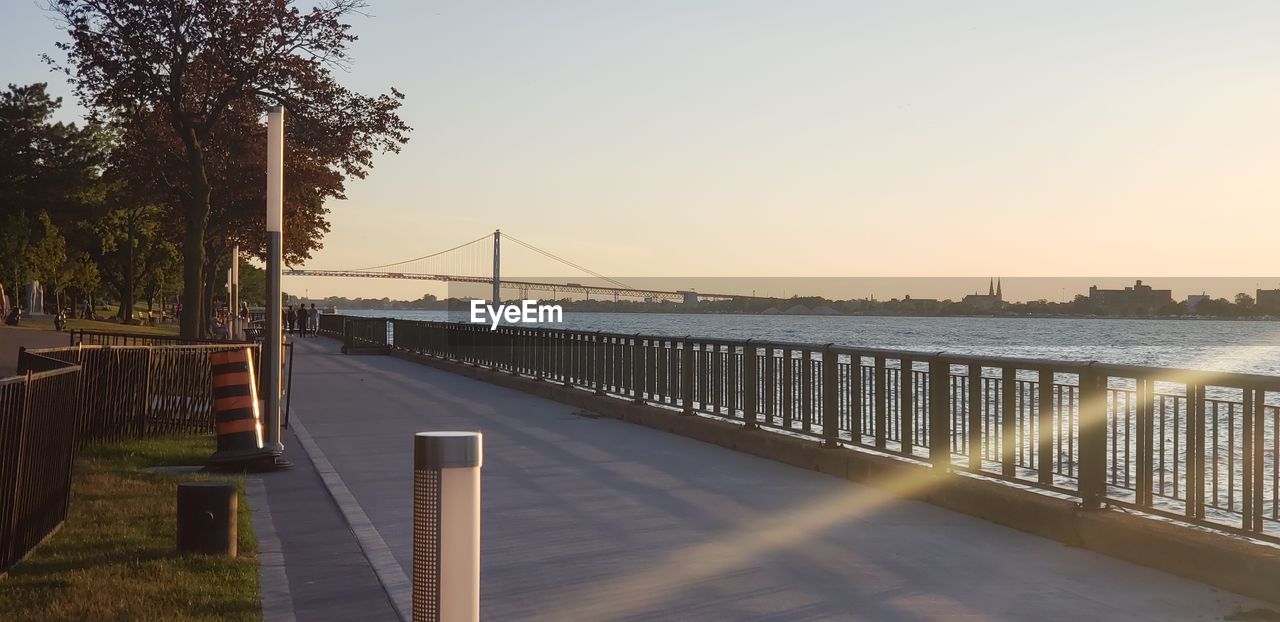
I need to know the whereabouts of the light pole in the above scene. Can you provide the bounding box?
[264,106,285,457]
[230,243,239,336]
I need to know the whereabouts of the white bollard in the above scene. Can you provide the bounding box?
[414,431,482,622]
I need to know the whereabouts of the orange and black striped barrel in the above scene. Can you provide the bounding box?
[209,348,266,463]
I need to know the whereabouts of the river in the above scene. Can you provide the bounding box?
[338,309,1280,376]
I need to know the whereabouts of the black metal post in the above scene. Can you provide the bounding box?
[822,346,838,447]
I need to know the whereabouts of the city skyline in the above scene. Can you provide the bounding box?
[304,276,1280,306]
[4,2,1279,300]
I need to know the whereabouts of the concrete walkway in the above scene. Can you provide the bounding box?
[275,336,1268,621]
[0,326,69,376]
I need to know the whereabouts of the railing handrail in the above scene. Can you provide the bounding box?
[361,316,1280,390]
[0,364,82,386]
[29,343,258,353]
[68,328,254,346]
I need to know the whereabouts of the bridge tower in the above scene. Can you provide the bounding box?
[492,229,501,305]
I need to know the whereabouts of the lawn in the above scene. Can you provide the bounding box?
[0,436,261,621]
[66,317,180,336]
[6,316,180,337]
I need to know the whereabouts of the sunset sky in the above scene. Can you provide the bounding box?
[4,1,1278,300]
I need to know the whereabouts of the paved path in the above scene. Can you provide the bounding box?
[0,326,70,376]
[280,336,1268,621]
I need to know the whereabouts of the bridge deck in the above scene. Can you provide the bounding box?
[275,336,1266,620]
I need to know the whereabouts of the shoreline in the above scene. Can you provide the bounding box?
[334,308,1280,323]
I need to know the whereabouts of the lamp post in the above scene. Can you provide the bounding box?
[264,106,285,456]
[231,243,239,326]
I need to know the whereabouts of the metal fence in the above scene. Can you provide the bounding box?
[20,344,263,444]
[68,329,249,347]
[326,315,1280,542]
[1,341,271,573]
[0,354,81,573]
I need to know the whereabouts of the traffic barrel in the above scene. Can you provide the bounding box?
[208,348,271,464]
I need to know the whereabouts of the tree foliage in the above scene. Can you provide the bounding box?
[47,0,410,336]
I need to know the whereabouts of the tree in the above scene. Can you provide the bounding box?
[0,212,32,301]
[1235,293,1255,308]
[0,83,106,223]
[0,83,106,301]
[28,211,69,311]
[49,0,411,337]
[92,203,175,320]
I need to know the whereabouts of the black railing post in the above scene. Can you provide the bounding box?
[900,356,914,455]
[874,356,887,449]
[562,332,574,387]
[849,354,863,443]
[533,329,545,381]
[1242,388,1255,531]
[1188,382,1205,520]
[725,344,738,419]
[594,332,606,395]
[928,356,951,471]
[681,338,694,415]
[764,346,775,426]
[1136,376,1153,507]
[710,344,722,415]
[801,349,813,433]
[1251,387,1265,531]
[742,341,758,430]
[782,348,794,429]
[632,334,644,404]
[1077,364,1107,510]
[1037,369,1054,486]
[822,345,838,447]
[1001,366,1016,477]
[967,364,982,469]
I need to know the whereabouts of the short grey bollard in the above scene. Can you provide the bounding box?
[176,481,237,557]
[414,431,482,622]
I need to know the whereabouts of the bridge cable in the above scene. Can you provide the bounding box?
[353,233,492,272]
[501,234,637,291]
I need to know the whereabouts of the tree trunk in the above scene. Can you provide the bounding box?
[179,135,212,339]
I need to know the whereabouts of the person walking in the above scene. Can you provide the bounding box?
[309,303,319,336]
[296,304,310,339]
[286,305,297,335]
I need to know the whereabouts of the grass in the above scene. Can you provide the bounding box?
[6,317,180,337]
[66,317,180,336]
[0,435,261,621]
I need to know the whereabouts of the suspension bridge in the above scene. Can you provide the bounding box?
[286,230,759,303]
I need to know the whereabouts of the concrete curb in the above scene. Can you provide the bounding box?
[388,348,1280,606]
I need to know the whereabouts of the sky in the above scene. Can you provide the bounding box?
[3,1,1279,301]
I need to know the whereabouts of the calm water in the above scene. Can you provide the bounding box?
[341,309,1280,376]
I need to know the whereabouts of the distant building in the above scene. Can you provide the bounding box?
[961,278,1004,311]
[1256,289,1280,311]
[1186,294,1210,313]
[1088,280,1172,313]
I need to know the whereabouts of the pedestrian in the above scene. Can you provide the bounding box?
[309,303,319,335]
[286,305,296,335]
[296,304,310,338]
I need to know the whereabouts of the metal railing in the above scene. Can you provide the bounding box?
[1,340,277,573]
[68,329,250,347]
[0,354,81,574]
[317,313,346,338]
[20,344,264,444]
[324,315,1280,542]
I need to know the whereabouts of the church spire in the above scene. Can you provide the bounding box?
[988,277,994,296]
[996,278,1003,300]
